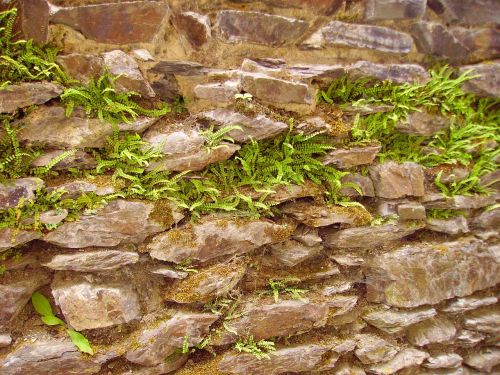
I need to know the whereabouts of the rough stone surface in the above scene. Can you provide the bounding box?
[216,10,308,46]
[459,63,500,98]
[369,161,425,199]
[411,22,469,61]
[0,82,62,113]
[322,143,381,169]
[397,202,426,220]
[44,199,179,248]
[362,307,437,334]
[0,333,11,348]
[17,0,49,43]
[442,296,498,314]
[396,111,450,136]
[368,348,429,374]
[340,173,375,197]
[125,312,218,366]
[348,60,430,84]
[0,178,44,210]
[455,329,486,347]
[0,228,41,251]
[50,1,170,44]
[268,239,323,267]
[51,271,141,331]
[364,0,426,20]
[430,0,500,25]
[194,80,240,103]
[354,334,399,364]
[365,239,500,307]
[463,307,500,334]
[407,316,457,346]
[174,11,211,49]
[463,348,500,373]
[57,53,103,84]
[320,21,413,53]
[31,149,97,171]
[218,344,330,375]
[424,353,463,369]
[42,250,140,272]
[426,216,469,235]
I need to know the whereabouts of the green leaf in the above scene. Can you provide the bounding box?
[67,329,94,355]
[31,292,53,317]
[41,315,66,326]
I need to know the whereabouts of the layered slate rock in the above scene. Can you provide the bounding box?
[396,111,449,136]
[147,216,295,263]
[44,199,180,248]
[0,178,44,209]
[397,202,426,221]
[369,161,425,199]
[323,223,421,248]
[429,0,500,25]
[125,312,218,366]
[362,307,437,334]
[268,239,323,267]
[213,299,329,345]
[411,22,469,61]
[50,1,170,44]
[51,271,141,331]
[424,353,463,369]
[0,334,11,348]
[0,338,105,375]
[17,105,158,149]
[354,334,399,364]
[42,250,140,272]
[407,316,457,346]
[365,239,500,307]
[442,295,498,314]
[173,11,211,49]
[0,82,62,113]
[368,348,429,375]
[259,0,344,14]
[31,149,97,171]
[17,0,50,43]
[199,109,288,142]
[426,216,469,235]
[464,348,500,373]
[194,80,240,103]
[317,21,413,53]
[57,53,103,84]
[348,61,430,84]
[364,0,426,20]
[463,307,500,334]
[340,173,375,197]
[216,10,308,46]
[218,344,330,375]
[322,143,381,169]
[0,228,41,251]
[459,62,500,98]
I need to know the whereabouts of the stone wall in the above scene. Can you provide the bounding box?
[0,0,499,374]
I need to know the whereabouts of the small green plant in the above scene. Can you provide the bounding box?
[31,292,93,354]
[60,73,170,123]
[234,336,276,360]
[0,265,5,276]
[174,259,198,274]
[234,92,253,101]
[31,150,77,177]
[259,278,307,303]
[200,124,241,151]
[427,208,466,220]
[370,214,399,226]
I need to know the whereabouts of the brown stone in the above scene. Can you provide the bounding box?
[354,334,399,364]
[42,250,140,272]
[57,53,103,84]
[0,228,41,251]
[50,1,170,44]
[407,316,457,346]
[396,111,450,136]
[451,27,500,61]
[426,216,469,235]
[362,307,437,334]
[174,11,211,49]
[459,62,500,98]
[0,178,44,210]
[369,161,425,199]
[348,61,430,84]
[268,239,323,267]
[442,295,498,314]
[0,82,63,114]
[322,143,381,169]
[424,353,463,369]
[397,202,426,221]
[216,10,308,46]
[365,239,500,307]
[18,0,50,44]
[365,0,426,20]
[259,0,344,15]
[368,348,429,374]
[340,173,375,197]
[464,348,500,372]
[429,0,500,25]
[194,80,240,103]
[463,307,500,334]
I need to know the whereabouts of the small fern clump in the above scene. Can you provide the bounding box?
[200,124,242,151]
[61,73,170,123]
[259,278,307,303]
[234,336,276,360]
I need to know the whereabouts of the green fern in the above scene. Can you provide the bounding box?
[234,336,276,360]
[31,150,76,177]
[259,278,307,303]
[200,124,242,151]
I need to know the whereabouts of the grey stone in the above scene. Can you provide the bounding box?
[199,108,288,142]
[194,80,240,102]
[150,267,188,279]
[44,200,180,248]
[51,271,141,331]
[0,333,11,347]
[430,0,500,25]
[46,180,115,199]
[292,225,322,247]
[39,209,68,225]
[322,279,355,294]
[31,149,97,171]
[150,60,208,77]
[365,239,500,307]
[368,348,429,374]
[397,202,426,220]
[463,307,500,334]
[322,143,381,169]
[323,223,420,248]
[442,296,498,314]
[123,354,188,375]
[348,60,430,84]
[411,22,469,61]
[365,0,426,20]
[125,312,218,366]
[0,178,44,210]
[362,307,437,334]
[340,173,375,197]
[369,161,425,198]
[0,82,63,113]
[424,353,463,369]
[451,27,500,61]
[174,11,211,49]
[407,316,457,346]
[287,64,346,82]
[42,250,139,272]
[269,239,323,267]
[147,216,295,263]
[473,208,500,229]
[329,253,365,266]
[354,334,399,364]
[0,228,41,251]
[216,10,308,46]
[331,363,367,375]
[321,21,413,53]
[132,49,154,62]
[464,348,500,373]
[423,193,497,210]
[459,62,500,98]
[396,111,450,136]
[102,50,155,97]
[426,216,469,235]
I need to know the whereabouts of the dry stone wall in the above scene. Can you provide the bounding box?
[0,0,499,374]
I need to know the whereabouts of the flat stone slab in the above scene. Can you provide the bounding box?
[0,82,62,113]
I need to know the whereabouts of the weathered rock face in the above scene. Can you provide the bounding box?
[0,178,44,209]
[0,338,104,375]
[216,10,308,46]
[217,344,330,375]
[459,62,500,98]
[173,11,211,49]
[407,316,457,346]
[0,82,62,113]
[442,295,498,314]
[147,216,295,263]
[0,228,41,251]
[424,353,463,369]
[44,200,180,248]
[322,143,381,169]
[365,239,500,307]
[411,22,469,61]
[348,61,430,84]
[50,1,170,44]
[31,149,97,171]
[51,271,141,331]
[362,307,437,334]
[0,334,12,348]
[57,53,103,84]
[368,348,429,375]
[369,161,425,198]
[464,347,500,373]
[354,334,399,364]
[213,299,329,345]
[426,216,469,235]
[42,250,140,272]
[397,202,426,220]
[396,111,449,136]
[125,312,218,366]
[429,0,500,25]
[268,239,323,267]
[364,0,426,21]
[463,307,500,334]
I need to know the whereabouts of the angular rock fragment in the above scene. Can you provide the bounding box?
[424,353,463,369]
[42,250,140,272]
[268,239,323,267]
[429,0,500,25]
[442,295,498,314]
[292,225,322,246]
[464,348,500,372]
[369,161,425,198]
[57,53,103,84]
[340,173,375,197]
[194,80,240,103]
[31,149,97,171]
[46,179,115,199]
[454,329,485,347]
[365,239,500,307]
[348,60,430,84]
[407,316,457,346]
[426,216,469,235]
[463,307,500,334]
[44,200,179,248]
[362,307,436,334]
[0,178,44,210]
[368,348,429,374]
[174,11,211,49]
[459,62,500,98]
[50,1,170,44]
[0,228,41,251]
[0,333,11,348]
[150,60,208,76]
[17,0,50,43]
[365,0,426,20]
[51,272,141,331]
[396,111,450,136]
[322,143,381,169]
[451,27,500,61]
[397,202,426,220]
[354,334,399,364]
[0,82,62,113]
[125,312,218,366]
[216,10,308,46]
[218,344,330,375]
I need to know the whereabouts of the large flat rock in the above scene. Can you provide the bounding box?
[0,82,62,114]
